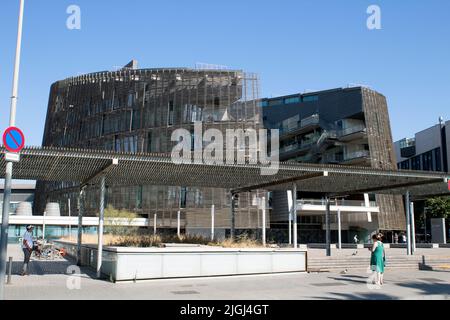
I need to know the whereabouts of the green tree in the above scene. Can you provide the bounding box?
[425,197,450,219]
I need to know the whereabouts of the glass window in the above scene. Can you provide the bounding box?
[180,187,187,208]
[411,155,421,170]
[147,132,152,152]
[168,101,174,125]
[302,95,319,102]
[422,151,433,171]
[400,160,410,170]
[268,99,283,106]
[284,97,301,104]
[434,148,441,171]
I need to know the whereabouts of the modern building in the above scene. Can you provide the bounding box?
[262,86,406,242]
[395,119,449,173]
[394,119,450,242]
[0,181,35,215]
[35,61,266,238]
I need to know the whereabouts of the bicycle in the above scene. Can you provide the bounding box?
[32,242,63,260]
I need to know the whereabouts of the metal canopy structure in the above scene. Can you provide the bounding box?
[1,146,449,198]
[1,146,449,269]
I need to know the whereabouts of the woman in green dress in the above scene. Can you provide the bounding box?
[369,234,385,285]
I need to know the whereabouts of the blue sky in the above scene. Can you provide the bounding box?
[0,0,449,146]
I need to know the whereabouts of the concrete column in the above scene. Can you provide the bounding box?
[405,191,412,256]
[153,213,157,235]
[211,205,215,241]
[77,188,85,266]
[325,197,331,257]
[262,196,266,246]
[292,184,297,248]
[337,208,342,250]
[96,176,106,278]
[410,202,416,254]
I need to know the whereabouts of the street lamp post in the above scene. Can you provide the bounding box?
[0,0,25,300]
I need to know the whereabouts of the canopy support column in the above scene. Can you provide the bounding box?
[261,196,266,247]
[230,193,238,240]
[211,205,215,241]
[405,191,412,256]
[292,184,297,248]
[96,176,106,278]
[337,208,342,250]
[76,187,85,266]
[411,201,416,254]
[325,197,331,257]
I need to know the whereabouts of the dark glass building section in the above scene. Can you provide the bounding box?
[262,87,406,233]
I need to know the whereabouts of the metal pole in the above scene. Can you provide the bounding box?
[262,196,266,246]
[423,208,427,243]
[77,189,84,266]
[211,205,215,241]
[292,184,297,248]
[410,202,416,254]
[68,198,71,239]
[96,176,106,278]
[337,208,342,250]
[0,0,25,300]
[42,211,46,242]
[288,212,292,245]
[153,213,157,235]
[177,210,181,238]
[325,197,331,257]
[230,193,236,240]
[405,191,412,256]
[6,257,12,285]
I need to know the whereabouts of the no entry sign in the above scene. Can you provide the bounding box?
[3,127,25,153]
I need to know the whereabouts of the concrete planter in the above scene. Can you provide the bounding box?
[54,241,307,282]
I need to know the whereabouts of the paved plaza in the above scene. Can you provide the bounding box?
[3,245,450,300]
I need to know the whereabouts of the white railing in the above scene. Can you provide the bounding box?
[344,150,370,160]
[298,199,378,207]
[338,125,366,137]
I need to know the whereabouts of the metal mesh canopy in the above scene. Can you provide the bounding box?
[1,147,449,198]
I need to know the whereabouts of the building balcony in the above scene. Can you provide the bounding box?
[321,153,344,164]
[341,150,371,165]
[337,124,367,142]
[279,114,320,139]
[280,136,320,156]
[298,198,378,207]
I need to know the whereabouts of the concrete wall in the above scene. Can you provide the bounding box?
[415,124,441,155]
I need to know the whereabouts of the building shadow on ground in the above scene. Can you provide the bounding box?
[312,292,397,300]
[327,275,369,284]
[395,281,450,296]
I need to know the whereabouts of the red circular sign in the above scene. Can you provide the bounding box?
[2,127,25,153]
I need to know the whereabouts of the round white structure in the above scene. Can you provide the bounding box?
[45,202,61,217]
[15,202,33,216]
